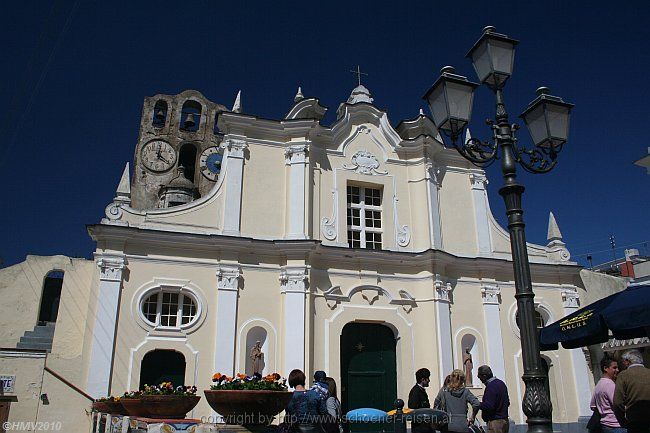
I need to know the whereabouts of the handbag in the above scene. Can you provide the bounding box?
[468,420,486,433]
[586,409,601,433]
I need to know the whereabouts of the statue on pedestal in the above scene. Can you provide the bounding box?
[463,347,473,386]
[250,341,264,375]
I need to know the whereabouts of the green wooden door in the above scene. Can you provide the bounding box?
[341,323,397,431]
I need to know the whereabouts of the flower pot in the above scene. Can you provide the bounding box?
[103,400,128,415]
[92,401,111,413]
[120,398,151,418]
[139,395,201,419]
[204,390,293,425]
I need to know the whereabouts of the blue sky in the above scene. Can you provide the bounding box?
[1,1,648,268]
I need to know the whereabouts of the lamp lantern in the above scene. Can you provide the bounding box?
[423,66,479,141]
[467,26,518,90]
[520,87,574,149]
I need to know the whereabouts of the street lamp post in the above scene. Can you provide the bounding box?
[424,26,574,433]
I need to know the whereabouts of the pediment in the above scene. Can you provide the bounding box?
[284,97,327,120]
[328,104,402,161]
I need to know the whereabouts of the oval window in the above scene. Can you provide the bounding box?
[141,290,198,328]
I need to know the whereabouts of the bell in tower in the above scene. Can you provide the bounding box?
[183,113,196,130]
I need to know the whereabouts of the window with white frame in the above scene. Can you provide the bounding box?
[347,185,382,249]
[141,290,198,328]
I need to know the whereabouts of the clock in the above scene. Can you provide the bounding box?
[141,140,176,172]
[199,146,223,181]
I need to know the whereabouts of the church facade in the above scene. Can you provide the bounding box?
[0,85,593,432]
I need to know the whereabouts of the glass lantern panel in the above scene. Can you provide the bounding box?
[489,39,515,76]
[524,104,548,147]
[445,81,474,122]
[471,40,492,83]
[546,103,570,142]
[428,84,450,130]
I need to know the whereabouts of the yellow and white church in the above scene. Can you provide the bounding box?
[0,84,594,433]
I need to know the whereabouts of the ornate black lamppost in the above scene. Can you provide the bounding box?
[423,26,574,433]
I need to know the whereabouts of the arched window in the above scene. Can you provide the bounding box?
[152,100,168,128]
[38,271,63,324]
[516,308,547,330]
[141,290,198,328]
[178,143,197,183]
[180,100,202,132]
[139,350,186,389]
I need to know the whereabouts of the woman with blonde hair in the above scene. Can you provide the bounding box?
[434,369,480,433]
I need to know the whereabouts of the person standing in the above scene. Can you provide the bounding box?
[434,369,480,433]
[613,349,650,433]
[324,377,343,433]
[286,369,328,433]
[590,356,625,433]
[477,365,510,433]
[408,368,434,433]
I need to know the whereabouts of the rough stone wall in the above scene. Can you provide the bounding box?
[130,90,228,210]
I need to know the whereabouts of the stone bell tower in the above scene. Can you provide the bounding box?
[130,90,228,210]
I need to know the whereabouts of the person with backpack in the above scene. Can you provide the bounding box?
[434,369,480,433]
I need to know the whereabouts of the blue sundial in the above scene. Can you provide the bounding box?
[206,153,222,173]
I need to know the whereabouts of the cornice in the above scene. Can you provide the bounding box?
[87,224,581,280]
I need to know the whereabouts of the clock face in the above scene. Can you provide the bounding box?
[141,140,176,172]
[199,146,223,181]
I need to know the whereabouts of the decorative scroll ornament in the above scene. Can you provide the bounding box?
[216,265,242,291]
[469,172,489,190]
[434,276,453,302]
[481,284,501,304]
[285,143,309,164]
[561,289,580,309]
[220,137,248,158]
[96,256,126,282]
[279,266,309,293]
[343,150,388,175]
[393,195,411,247]
[321,189,338,240]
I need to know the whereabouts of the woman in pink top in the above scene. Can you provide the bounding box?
[590,356,626,433]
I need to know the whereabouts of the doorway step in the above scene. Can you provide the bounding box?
[16,322,55,352]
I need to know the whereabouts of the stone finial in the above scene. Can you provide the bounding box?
[546,211,570,261]
[232,90,243,113]
[116,162,131,201]
[547,212,563,242]
[346,84,373,105]
[294,87,304,103]
[419,108,424,116]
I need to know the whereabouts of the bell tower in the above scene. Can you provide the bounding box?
[130,90,228,210]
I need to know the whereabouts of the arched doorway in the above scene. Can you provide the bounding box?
[139,350,186,390]
[38,271,63,325]
[340,323,397,417]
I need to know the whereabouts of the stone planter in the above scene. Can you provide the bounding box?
[120,398,151,418]
[92,401,111,413]
[139,395,201,419]
[204,390,293,425]
[103,400,128,415]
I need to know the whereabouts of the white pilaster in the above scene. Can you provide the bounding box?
[434,276,453,384]
[280,266,308,374]
[562,289,592,417]
[87,255,126,398]
[426,162,443,249]
[221,137,248,236]
[214,264,242,376]
[285,143,309,239]
[470,172,492,255]
[481,284,506,380]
